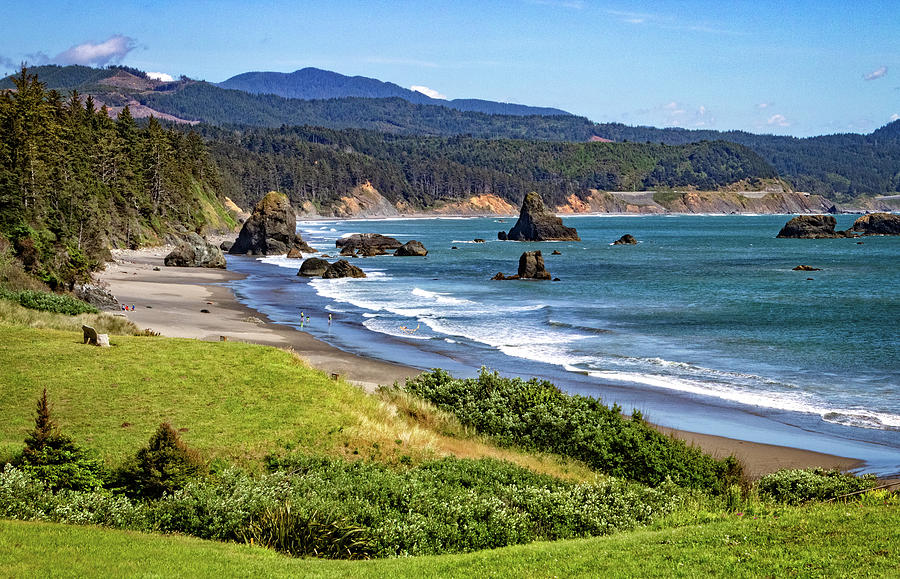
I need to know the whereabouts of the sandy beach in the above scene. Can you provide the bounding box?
[98,246,863,479]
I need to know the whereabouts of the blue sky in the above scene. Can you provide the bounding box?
[3,1,898,137]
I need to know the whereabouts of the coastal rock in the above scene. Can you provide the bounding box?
[327,182,400,218]
[286,247,304,259]
[335,233,402,253]
[776,215,853,239]
[505,192,580,241]
[359,247,387,257]
[849,212,900,235]
[219,240,233,252]
[792,265,822,271]
[322,259,367,279]
[164,233,227,268]
[73,283,119,310]
[518,250,552,280]
[298,257,330,277]
[394,240,428,256]
[473,238,486,243]
[612,234,637,245]
[498,231,507,241]
[340,246,357,257]
[551,250,562,255]
[229,191,313,255]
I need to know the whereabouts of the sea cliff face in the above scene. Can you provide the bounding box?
[555,189,833,215]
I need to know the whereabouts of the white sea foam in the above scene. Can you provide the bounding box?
[565,366,900,431]
[363,318,431,340]
[410,287,473,305]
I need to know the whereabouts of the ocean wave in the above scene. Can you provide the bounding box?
[411,287,473,305]
[363,318,431,340]
[566,366,900,431]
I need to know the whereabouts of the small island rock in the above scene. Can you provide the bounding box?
[504,192,580,241]
[849,212,900,236]
[395,240,428,256]
[612,234,637,245]
[298,257,330,277]
[792,265,822,271]
[776,215,853,239]
[322,260,367,279]
[335,233,402,253]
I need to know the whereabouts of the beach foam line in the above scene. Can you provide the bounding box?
[568,366,900,431]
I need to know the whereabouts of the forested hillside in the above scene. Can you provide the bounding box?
[5,65,899,200]
[0,68,234,287]
[199,125,777,211]
[219,68,571,116]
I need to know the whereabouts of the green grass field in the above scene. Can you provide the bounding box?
[0,318,594,479]
[3,503,898,577]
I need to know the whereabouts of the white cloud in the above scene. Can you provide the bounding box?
[864,66,887,81]
[767,114,790,127]
[756,102,773,109]
[410,85,447,100]
[657,101,713,127]
[54,35,137,67]
[890,113,900,122]
[146,71,174,82]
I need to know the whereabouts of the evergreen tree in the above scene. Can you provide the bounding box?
[17,388,105,491]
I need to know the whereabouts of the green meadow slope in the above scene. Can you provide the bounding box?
[3,502,899,578]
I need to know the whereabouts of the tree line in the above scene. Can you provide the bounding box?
[0,67,231,287]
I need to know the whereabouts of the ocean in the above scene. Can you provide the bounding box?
[225,215,900,475]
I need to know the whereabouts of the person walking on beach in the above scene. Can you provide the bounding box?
[328,313,333,326]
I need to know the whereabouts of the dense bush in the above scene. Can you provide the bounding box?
[115,423,206,499]
[402,368,743,493]
[0,456,680,559]
[757,469,877,505]
[0,288,97,315]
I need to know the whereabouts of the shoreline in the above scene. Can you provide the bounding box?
[97,247,864,479]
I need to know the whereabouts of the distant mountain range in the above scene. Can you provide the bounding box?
[2,64,899,200]
[217,68,571,117]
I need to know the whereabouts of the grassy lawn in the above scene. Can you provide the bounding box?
[0,322,595,479]
[3,503,898,577]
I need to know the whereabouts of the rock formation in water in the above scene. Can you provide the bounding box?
[503,192,580,241]
[612,234,637,245]
[322,259,367,279]
[335,233,402,253]
[298,257,330,277]
[394,240,428,256]
[164,233,227,268]
[776,215,854,239]
[792,265,822,271]
[492,250,551,280]
[229,191,314,255]
[849,212,900,235]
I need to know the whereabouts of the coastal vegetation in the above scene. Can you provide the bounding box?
[0,67,234,288]
[0,312,894,568]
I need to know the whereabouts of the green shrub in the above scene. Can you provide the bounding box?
[756,468,877,505]
[0,288,98,315]
[116,423,205,499]
[402,368,742,493]
[242,502,374,559]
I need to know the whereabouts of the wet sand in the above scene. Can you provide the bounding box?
[98,247,863,479]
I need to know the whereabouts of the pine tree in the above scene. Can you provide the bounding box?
[18,388,105,491]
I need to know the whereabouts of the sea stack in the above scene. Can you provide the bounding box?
[503,192,580,241]
[848,212,900,235]
[776,215,853,239]
[229,191,314,255]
